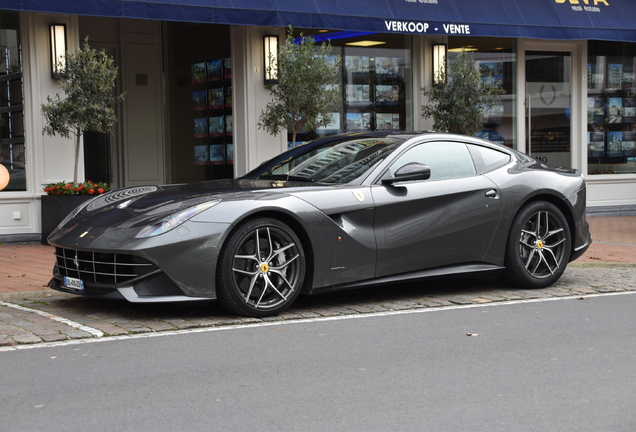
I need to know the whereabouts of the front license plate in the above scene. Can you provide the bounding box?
[63,276,84,291]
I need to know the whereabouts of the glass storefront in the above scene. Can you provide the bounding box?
[447,37,516,150]
[0,11,24,191]
[164,22,232,184]
[526,51,572,168]
[293,30,413,146]
[587,40,636,175]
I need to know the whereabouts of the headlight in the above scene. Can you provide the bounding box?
[135,199,221,238]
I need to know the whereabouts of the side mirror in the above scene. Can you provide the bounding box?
[381,162,431,185]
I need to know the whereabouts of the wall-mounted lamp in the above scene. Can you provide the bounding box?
[432,43,447,84]
[263,35,279,85]
[50,23,67,79]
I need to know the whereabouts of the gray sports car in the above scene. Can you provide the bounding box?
[48,132,592,317]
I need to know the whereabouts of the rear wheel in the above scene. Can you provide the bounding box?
[501,201,571,288]
[216,218,305,317]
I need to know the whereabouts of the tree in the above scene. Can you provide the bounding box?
[258,26,341,147]
[41,37,125,184]
[421,48,504,135]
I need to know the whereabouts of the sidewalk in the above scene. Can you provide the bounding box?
[0,216,635,294]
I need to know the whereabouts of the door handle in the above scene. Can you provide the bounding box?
[485,189,499,199]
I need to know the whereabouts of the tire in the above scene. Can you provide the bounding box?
[216,217,306,317]
[501,201,571,289]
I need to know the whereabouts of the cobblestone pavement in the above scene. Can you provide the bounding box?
[1,263,635,347]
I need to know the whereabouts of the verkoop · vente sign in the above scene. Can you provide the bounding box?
[384,20,470,34]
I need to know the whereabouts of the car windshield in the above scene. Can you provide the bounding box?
[243,135,407,184]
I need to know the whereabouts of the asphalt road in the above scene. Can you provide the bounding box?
[1,292,635,432]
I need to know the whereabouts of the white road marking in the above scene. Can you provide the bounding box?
[0,300,104,338]
[1,290,635,352]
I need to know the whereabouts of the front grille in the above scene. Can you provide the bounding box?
[54,247,159,285]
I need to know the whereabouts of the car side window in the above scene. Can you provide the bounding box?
[468,144,511,173]
[388,141,476,180]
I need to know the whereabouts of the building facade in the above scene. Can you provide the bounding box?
[1,0,635,242]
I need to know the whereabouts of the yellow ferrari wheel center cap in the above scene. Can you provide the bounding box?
[260,263,269,273]
[536,241,544,249]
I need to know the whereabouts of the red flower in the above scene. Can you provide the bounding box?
[88,189,95,194]
[97,188,104,194]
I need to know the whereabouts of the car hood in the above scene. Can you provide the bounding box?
[66,179,327,229]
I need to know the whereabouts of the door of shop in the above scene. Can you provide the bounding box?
[525,50,572,167]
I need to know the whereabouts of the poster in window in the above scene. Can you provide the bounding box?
[317,112,340,136]
[608,131,622,156]
[225,115,233,137]
[375,57,399,76]
[194,118,207,138]
[192,62,206,84]
[208,116,224,137]
[208,88,224,110]
[588,131,604,158]
[207,60,222,82]
[622,64,634,89]
[375,85,399,106]
[224,58,232,80]
[346,112,370,132]
[209,144,225,165]
[376,113,400,131]
[226,143,234,165]
[194,145,208,165]
[346,85,370,104]
[479,62,504,87]
[608,64,623,89]
[623,97,636,123]
[609,98,622,123]
[622,130,635,156]
[225,86,233,108]
[345,56,370,73]
[192,90,206,111]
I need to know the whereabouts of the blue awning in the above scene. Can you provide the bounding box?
[3,0,636,42]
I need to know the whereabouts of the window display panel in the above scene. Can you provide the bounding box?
[0,11,25,192]
[447,37,516,150]
[165,22,233,183]
[587,41,636,175]
[291,30,412,146]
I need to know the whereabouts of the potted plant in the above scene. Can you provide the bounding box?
[40,37,124,244]
[421,48,504,135]
[258,26,341,148]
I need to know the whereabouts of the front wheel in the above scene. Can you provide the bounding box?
[216,218,306,317]
[501,201,571,289]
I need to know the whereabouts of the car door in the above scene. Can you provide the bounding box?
[372,140,502,277]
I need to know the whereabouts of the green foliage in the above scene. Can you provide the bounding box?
[421,48,504,135]
[258,26,342,147]
[41,37,125,184]
[43,180,111,196]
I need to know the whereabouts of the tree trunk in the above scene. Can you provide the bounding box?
[73,130,82,184]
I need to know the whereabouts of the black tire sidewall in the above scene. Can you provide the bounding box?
[503,201,571,289]
[216,217,305,317]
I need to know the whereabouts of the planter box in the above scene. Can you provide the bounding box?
[41,195,93,245]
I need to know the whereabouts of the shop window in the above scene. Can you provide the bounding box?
[447,37,516,150]
[587,41,636,175]
[292,30,413,147]
[0,11,25,192]
[165,22,232,183]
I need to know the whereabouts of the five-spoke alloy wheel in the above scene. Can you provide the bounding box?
[217,218,306,317]
[502,201,571,288]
